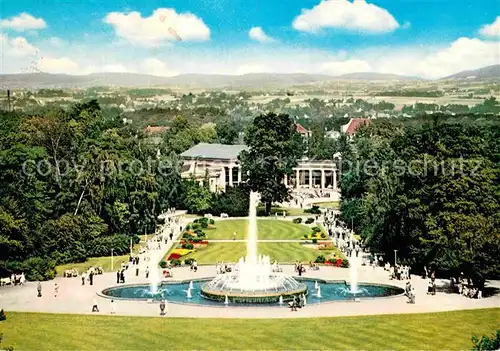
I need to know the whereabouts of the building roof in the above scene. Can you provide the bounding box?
[296,123,308,134]
[343,118,371,136]
[180,143,248,160]
[144,125,169,134]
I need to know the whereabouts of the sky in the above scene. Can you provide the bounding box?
[0,0,499,78]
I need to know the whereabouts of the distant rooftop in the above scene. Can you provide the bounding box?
[181,143,248,160]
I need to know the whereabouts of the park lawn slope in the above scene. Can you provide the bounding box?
[1,309,498,350]
[205,219,312,240]
[173,242,341,264]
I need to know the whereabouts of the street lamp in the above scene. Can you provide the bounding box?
[394,249,398,267]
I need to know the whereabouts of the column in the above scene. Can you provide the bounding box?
[333,170,337,190]
[296,169,300,188]
[309,169,313,188]
[238,167,242,183]
[221,166,226,192]
[321,170,325,189]
[229,167,233,187]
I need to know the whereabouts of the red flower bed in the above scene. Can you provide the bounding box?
[168,253,181,260]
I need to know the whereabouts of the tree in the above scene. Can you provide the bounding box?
[216,120,239,144]
[239,113,303,215]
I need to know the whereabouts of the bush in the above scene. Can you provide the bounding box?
[85,234,133,258]
[293,218,302,224]
[471,330,500,351]
[10,257,57,281]
[211,184,250,217]
[200,221,209,229]
[312,239,318,244]
[341,259,350,268]
[315,255,326,263]
[182,243,194,250]
[192,223,200,230]
[159,261,167,268]
[305,218,314,224]
[209,219,215,225]
[320,233,327,238]
[191,238,202,243]
[312,226,321,233]
[185,224,191,230]
[184,258,195,266]
[170,259,182,267]
[305,205,321,214]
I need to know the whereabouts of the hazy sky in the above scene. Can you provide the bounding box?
[1,0,499,78]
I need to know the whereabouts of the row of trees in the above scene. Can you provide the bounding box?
[0,101,183,280]
[340,114,500,285]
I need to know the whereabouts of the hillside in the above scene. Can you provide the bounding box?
[442,64,500,80]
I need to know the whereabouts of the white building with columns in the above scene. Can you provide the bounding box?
[180,143,339,196]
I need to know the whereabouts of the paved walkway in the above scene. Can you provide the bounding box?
[1,264,498,319]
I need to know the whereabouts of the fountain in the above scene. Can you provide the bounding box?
[314,281,319,289]
[189,281,194,289]
[149,248,161,295]
[349,251,360,294]
[302,294,307,306]
[316,286,322,298]
[278,296,283,305]
[224,295,229,305]
[186,288,192,299]
[200,191,307,304]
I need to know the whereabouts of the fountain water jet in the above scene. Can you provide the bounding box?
[316,286,322,298]
[200,191,307,303]
[349,250,360,294]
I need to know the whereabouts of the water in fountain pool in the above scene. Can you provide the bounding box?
[101,279,403,306]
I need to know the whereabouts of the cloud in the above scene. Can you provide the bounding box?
[0,13,47,31]
[321,59,372,75]
[0,34,39,57]
[292,0,399,33]
[142,58,178,76]
[104,8,210,47]
[249,27,275,43]
[479,16,500,37]
[38,57,79,74]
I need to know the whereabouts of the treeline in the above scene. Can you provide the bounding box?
[0,101,183,280]
[340,115,500,285]
[375,90,444,97]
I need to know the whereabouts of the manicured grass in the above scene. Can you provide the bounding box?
[175,242,340,264]
[1,309,498,350]
[205,219,312,240]
[55,244,141,277]
[313,201,340,209]
[257,206,307,216]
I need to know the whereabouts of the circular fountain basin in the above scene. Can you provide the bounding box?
[100,278,404,306]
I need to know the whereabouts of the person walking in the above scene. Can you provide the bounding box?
[92,298,99,312]
[146,267,150,279]
[116,270,120,284]
[37,281,42,297]
[233,232,237,241]
[110,300,115,314]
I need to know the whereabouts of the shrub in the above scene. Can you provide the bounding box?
[184,258,195,266]
[312,226,321,233]
[305,206,321,214]
[159,261,167,268]
[191,238,202,243]
[14,257,56,281]
[305,218,314,224]
[209,219,215,225]
[315,255,326,263]
[192,223,200,230]
[341,259,350,268]
[320,233,327,238]
[199,217,209,223]
[200,221,209,229]
[293,218,302,224]
[185,224,191,230]
[312,239,318,244]
[471,330,500,351]
[193,219,199,223]
[182,243,194,250]
[170,259,182,267]
[303,234,308,238]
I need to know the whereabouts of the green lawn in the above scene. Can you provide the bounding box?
[55,244,141,277]
[257,206,307,216]
[174,242,341,264]
[205,219,312,240]
[1,309,498,350]
[313,201,339,209]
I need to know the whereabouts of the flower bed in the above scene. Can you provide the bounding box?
[167,248,194,260]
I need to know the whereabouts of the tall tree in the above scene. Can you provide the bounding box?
[239,113,303,215]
